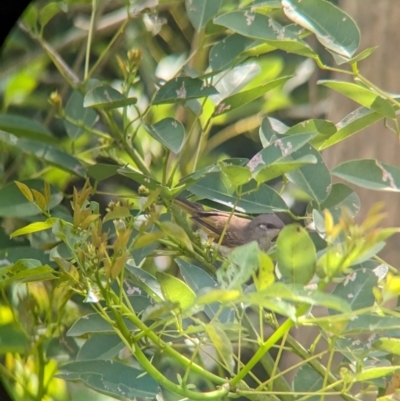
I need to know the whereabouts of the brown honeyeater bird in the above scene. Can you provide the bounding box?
[174,198,284,255]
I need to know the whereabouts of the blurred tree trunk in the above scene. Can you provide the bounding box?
[324,0,400,266]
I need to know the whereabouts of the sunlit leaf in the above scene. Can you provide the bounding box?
[282,0,360,57]
[319,80,395,118]
[276,224,316,285]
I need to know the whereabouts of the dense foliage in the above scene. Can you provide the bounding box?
[1,0,400,400]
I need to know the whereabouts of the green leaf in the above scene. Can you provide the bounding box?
[260,282,351,313]
[186,0,221,31]
[10,219,54,238]
[209,34,261,71]
[156,272,196,310]
[187,172,287,213]
[159,221,194,251]
[293,364,323,400]
[87,163,120,181]
[144,118,185,153]
[247,291,298,320]
[0,132,86,178]
[319,106,385,150]
[83,85,137,109]
[285,119,337,148]
[349,46,378,64]
[57,360,160,398]
[64,91,98,140]
[247,133,316,175]
[213,11,316,58]
[219,241,260,289]
[286,145,331,203]
[282,0,360,58]
[318,314,400,336]
[76,334,125,361]
[118,167,162,190]
[318,183,360,218]
[319,80,395,118]
[0,113,55,143]
[219,163,252,187]
[39,2,62,26]
[373,338,400,356]
[276,224,316,285]
[154,77,218,104]
[254,156,317,183]
[259,116,279,147]
[332,159,400,191]
[330,267,378,314]
[355,366,400,382]
[0,179,62,218]
[4,60,45,109]
[67,313,137,336]
[205,323,234,373]
[213,76,292,116]
[0,324,28,354]
[125,263,164,301]
[177,258,234,323]
[0,247,50,266]
[0,259,54,288]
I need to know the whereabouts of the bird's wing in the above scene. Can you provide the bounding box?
[191,212,249,247]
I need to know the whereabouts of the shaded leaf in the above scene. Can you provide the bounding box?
[0,179,62,218]
[187,172,287,213]
[186,0,221,31]
[286,145,331,203]
[330,268,378,314]
[125,263,164,301]
[144,118,185,153]
[214,11,316,58]
[213,76,292,116]
[293,364,323,400]
[84,85,137,109]
[205,323,234,373]
[0,113,55,143]
[57,360,160,399]
[87,163,120,181]
[77,334,125,361]
[332,159,400,191]
[0,132,86,178]
[64,91,98,140]
[177,258,234,323]
[154,77,218,104]
[67,313,137,336]
[0,324,28,354]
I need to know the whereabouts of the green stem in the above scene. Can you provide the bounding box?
[35,341,46,401]
[62,113,111,139]
[101,111,152,176]
[230,318,294,388]
[88,13,129,79]
[84,0,98,81]
[133,343,229,400]
[106,291,225,385]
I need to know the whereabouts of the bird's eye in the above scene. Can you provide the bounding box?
[258,223,277,230]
